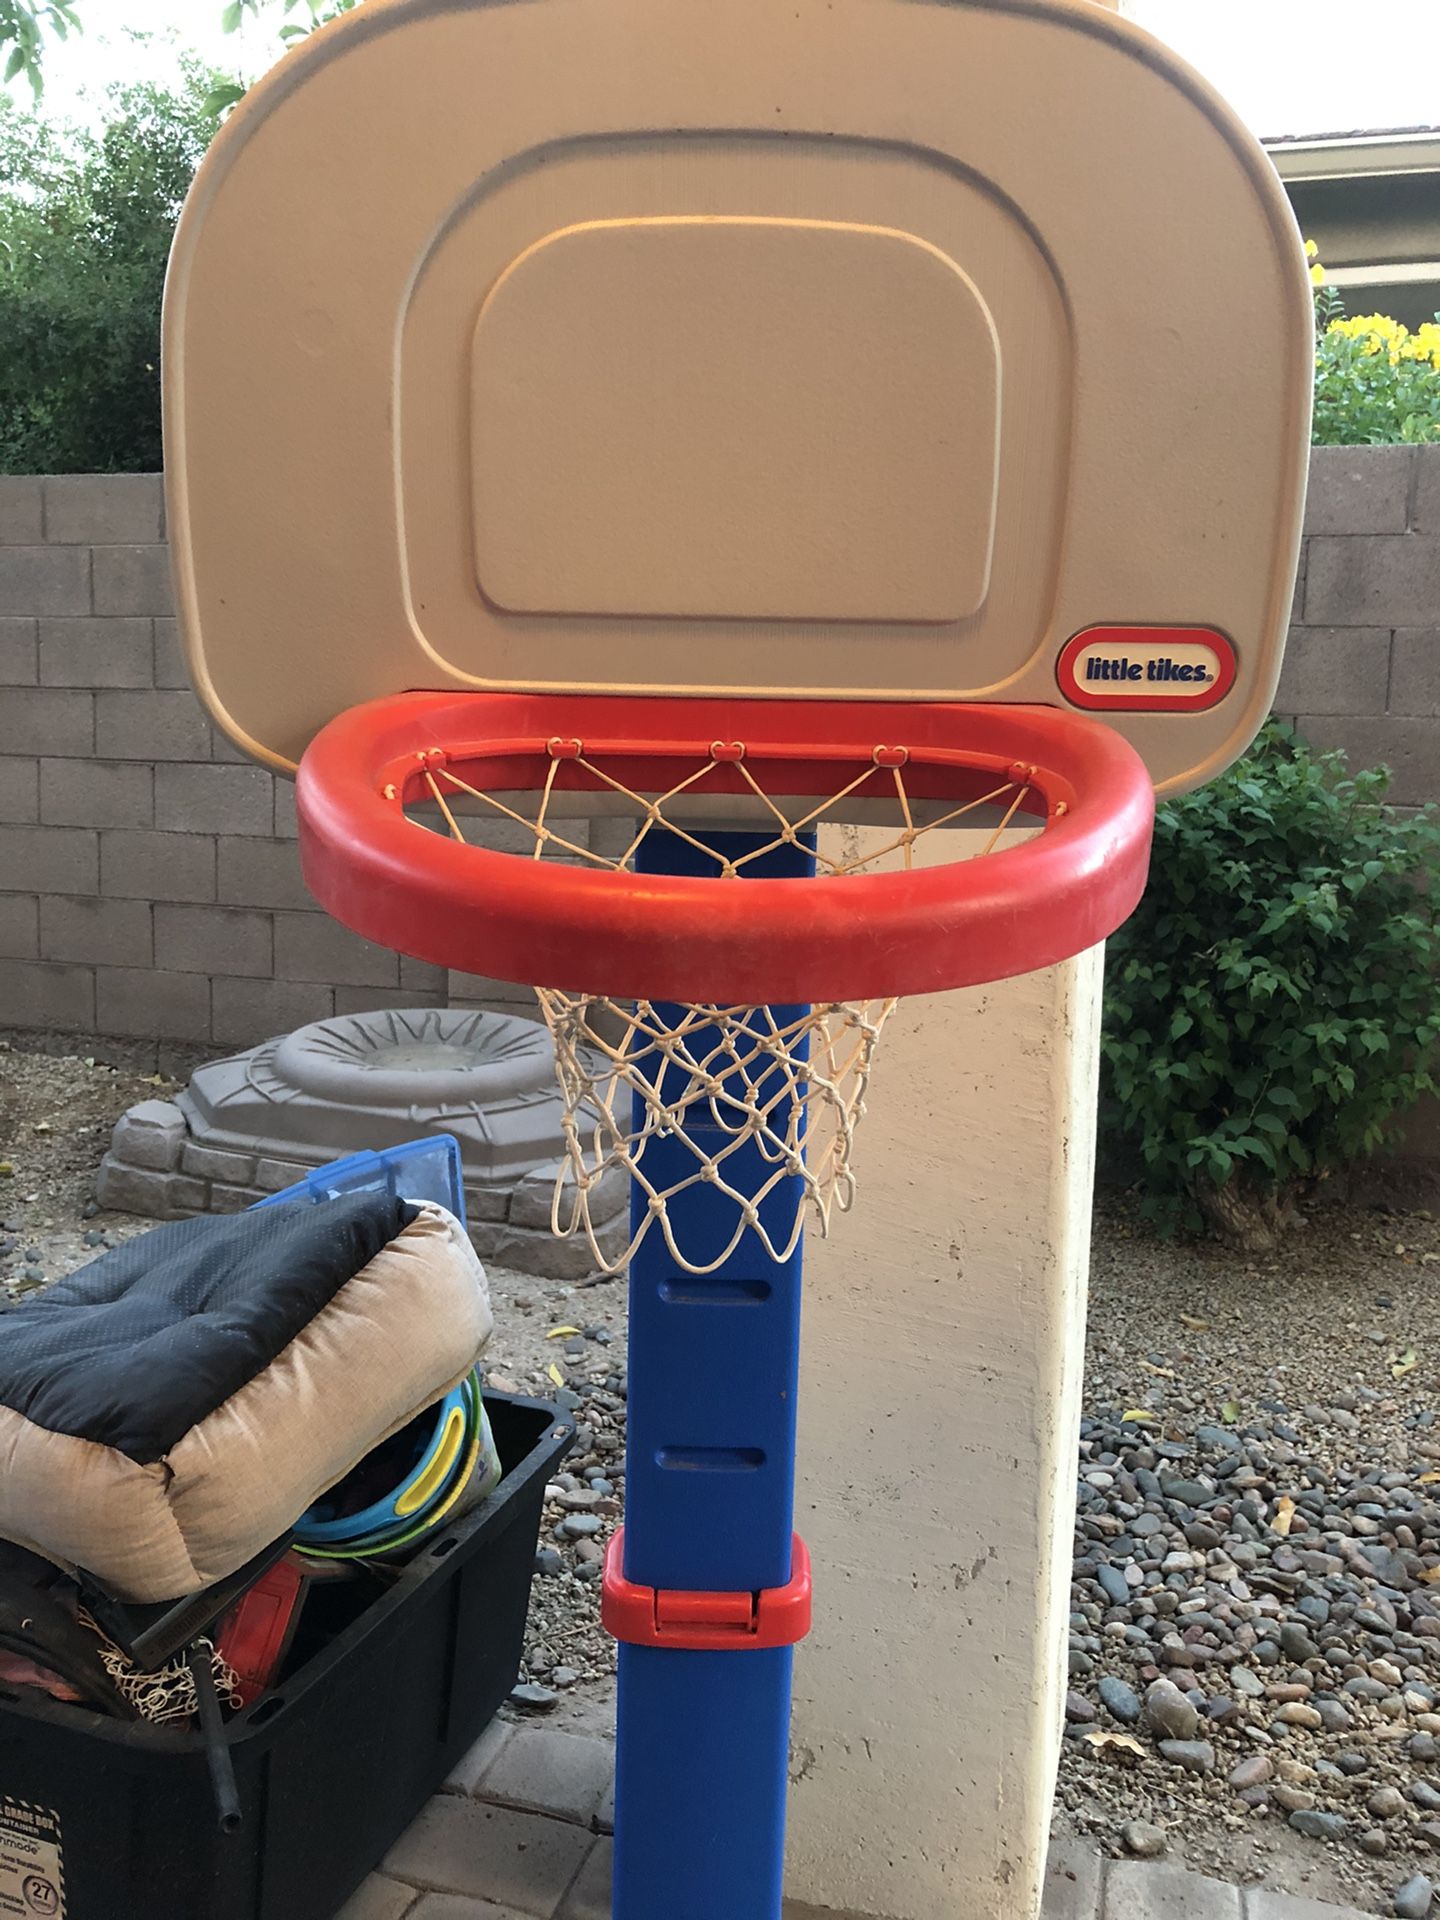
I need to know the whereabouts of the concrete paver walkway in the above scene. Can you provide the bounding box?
[335,1718,1382,1920]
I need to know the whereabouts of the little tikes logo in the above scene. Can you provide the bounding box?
[1057,626,1237,713]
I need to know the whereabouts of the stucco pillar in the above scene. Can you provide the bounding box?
[786,944,1105,1920]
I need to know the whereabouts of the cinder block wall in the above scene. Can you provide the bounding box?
[1274,443,1440,794]
[1,449,1438,1055]
[0,473,528,1059]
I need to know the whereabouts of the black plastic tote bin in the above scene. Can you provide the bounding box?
[0,1392,573,1920]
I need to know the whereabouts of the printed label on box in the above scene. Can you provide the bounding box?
[0,1802,64,1918]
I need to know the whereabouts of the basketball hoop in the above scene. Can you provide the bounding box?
[297,691,1152,1273]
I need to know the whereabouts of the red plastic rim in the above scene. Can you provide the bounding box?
[296,691,1155,1004]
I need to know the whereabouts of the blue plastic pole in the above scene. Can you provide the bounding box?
[611,827,812,1920]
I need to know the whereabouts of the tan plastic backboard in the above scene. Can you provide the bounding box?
[163,0,1313,796]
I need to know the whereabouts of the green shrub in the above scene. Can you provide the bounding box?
[1313,310,1440,447]
[0,70,214,474]
[1101,724,1440,1246]
[1309,260,1440,447]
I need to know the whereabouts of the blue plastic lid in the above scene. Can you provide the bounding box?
[252,1135,467,1230]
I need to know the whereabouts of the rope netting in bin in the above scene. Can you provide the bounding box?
[407,735,1036,1274]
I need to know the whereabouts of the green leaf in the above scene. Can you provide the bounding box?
[3,44,26,82]
[202,81,247,115]
[221,1,246,31]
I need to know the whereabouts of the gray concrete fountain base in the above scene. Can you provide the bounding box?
[94,1007,627,1280]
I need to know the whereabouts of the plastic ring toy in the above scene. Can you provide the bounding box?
[294,1372,498,1560]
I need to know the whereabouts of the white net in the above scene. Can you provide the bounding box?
[539,991,896,1275]
[408,735,1036,1275]
[77,1616,243,1727]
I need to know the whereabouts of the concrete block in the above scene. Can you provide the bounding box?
[101,829,215,903]
[97,965,212,1041]
[273,912,400,988]
[207,725,253,764]
[1273,627,1390,717]
[443,1718,514,1797]
[210,1184,264,1213]
[166,1179,215,1215]
[211,976,335,1046]
[409,807,543,858]
[1305,535,1440,627]
[0,957,94,1031]
[1389,627,1440,716]
[0,689,93,758]
[466,1186,511,1224]
[336,985,447,1015]
[1304,444,1414,536]
[1104,1862,1240,1919]
[39,617,153,688]
[401,955,449,992]
[479,1729,614,1826]
[110,1098,188,1172]
[1289,543,1307,625]
[216,838,313,912]
[254,1157,314,1192]
[156,763,275,835]
[448,970,538,1008]
[96,689,213,763]
[555,1839,612,1920]
[0,758,38,824]
[381,1796,591,1910]
[0,478,43,545]
[334,1877,420,1920]
[0,824,98,893]
[594,1775,613,1836]
[1043,1837,1104,1919]
[155,903,272,978]
[0,895,38,960]
[511,1160,627,1232]
[179,1141,254,1183]
[40,758,152,830]
[40,896,153,969]
[44,475,163,546]
[95,1162,189,1215]
[0,618,37,685]
[1413,443,1440,533]
[0,545,88,617]
[152,617,189,690]
[1296,714,1439,807]
[273,779,299,838]
[489,1223,623,1282]
[92,543,173,617]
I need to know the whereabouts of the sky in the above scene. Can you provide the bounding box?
[7,0,1440,142]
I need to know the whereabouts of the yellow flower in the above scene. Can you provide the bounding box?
[1305,239,1319,259]
[1310,262,1325,287]
[1327,312,1414,365]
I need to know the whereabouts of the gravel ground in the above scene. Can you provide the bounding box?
[7,1040,1440,1914]
[1058,1196,1440,1917]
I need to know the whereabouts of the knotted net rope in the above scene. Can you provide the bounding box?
[77,1615,243,1727]
[411,738,1032,1274]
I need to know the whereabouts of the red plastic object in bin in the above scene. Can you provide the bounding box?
[216,1559,308,1708]
[602,1530,813,1651]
